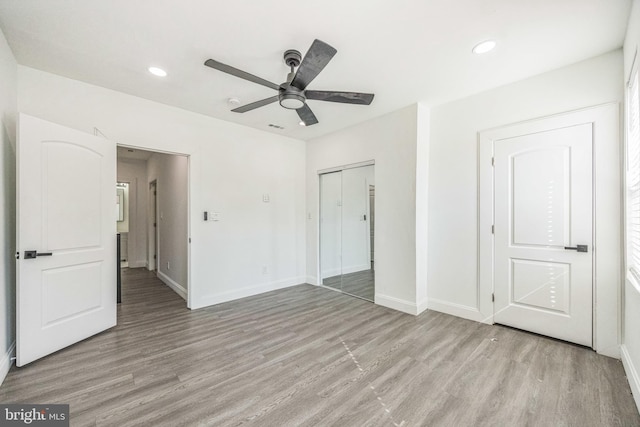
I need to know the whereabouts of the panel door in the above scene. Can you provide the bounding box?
[494,123,593,346]
[17,114,117,366]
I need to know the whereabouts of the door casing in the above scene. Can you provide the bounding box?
[479,103,621,357]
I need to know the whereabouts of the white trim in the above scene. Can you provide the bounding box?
[190,277,305,310]
[622,344,640,414]
[157,271,187,300]
[318,159,375,175]
[479,103,621,353]
[0,342,16,386]
[375,293,419,315]
[341,264,371,275]
[416,298,429,315]
[427,298,489,323]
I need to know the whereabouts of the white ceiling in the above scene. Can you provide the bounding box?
[0,0,631,140]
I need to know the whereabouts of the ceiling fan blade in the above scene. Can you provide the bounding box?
[290,39,337,91]
[305,91,374,105]
[296,104,319,126]
[204,59,280,91]
[231,96,279,113]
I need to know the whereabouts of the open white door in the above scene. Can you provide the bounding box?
[17,114,116,366]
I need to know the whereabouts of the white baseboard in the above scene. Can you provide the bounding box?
[341,264,371,275]
[597,343,621,359]
[306,276,318,285]
[417,298,429,315]
[321,268,341,278]
[157,271,187,300]
[427,298,488,323]
[621,344,640,414]
[191,276,304,310]
[0,341,15,386]
[375,294,419,315]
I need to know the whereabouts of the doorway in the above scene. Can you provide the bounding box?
[117,146,189,304]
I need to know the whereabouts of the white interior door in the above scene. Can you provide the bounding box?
[493,123,593,346]
[17,114,117,366]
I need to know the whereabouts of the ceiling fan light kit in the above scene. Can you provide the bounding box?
[204,39,375,126]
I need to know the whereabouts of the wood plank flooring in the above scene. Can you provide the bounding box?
[1,268,639,426]
[323,269,375,301]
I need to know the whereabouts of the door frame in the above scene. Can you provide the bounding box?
[148,180,158,272]
[478,103,620,357]
[118,144,192,308]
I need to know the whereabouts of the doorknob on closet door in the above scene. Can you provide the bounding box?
[564,245,588,253]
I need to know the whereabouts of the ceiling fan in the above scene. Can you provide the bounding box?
[204,39,375,126]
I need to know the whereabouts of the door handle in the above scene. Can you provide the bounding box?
[564,245,588,253]
[24,250,53,259]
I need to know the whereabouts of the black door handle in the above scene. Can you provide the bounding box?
[24,250,53,259]
[564,245,588,253]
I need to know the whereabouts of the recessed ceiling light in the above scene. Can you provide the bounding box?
[299,121,306,127]
[148,66,167,77]
[472,40,497,54]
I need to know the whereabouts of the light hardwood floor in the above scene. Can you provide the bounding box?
[323,269,375,301]
[1,268,639,426]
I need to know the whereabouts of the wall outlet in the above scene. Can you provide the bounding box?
[262,265,268,274]
[167,261,170,270]
[263,194,270,203]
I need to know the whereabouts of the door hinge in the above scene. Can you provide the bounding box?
[154,222,157,227]
[154,254,157,259]
[491,225,494,234]
[492,293,495,302]
[189,238,191,243]
[491,157,495,166]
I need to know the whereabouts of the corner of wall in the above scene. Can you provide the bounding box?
[622,344,640,414]
[415,103,431,306]
[0,341,15,384]
[0,24,18,388]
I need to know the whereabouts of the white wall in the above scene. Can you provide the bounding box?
[307,105,424,314]
[18,66,307,310]
[0,27,16,384]
[428,51,623,354]
[623,0,640,413]
[117,159,148,268]
[147,152,188,299]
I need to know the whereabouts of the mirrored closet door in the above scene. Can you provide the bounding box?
[320,164,375,301]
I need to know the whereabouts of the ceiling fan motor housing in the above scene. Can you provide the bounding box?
[284,49,302,68]
[278,85,306,109]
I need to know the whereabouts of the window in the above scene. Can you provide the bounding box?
[627,58,640,282]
